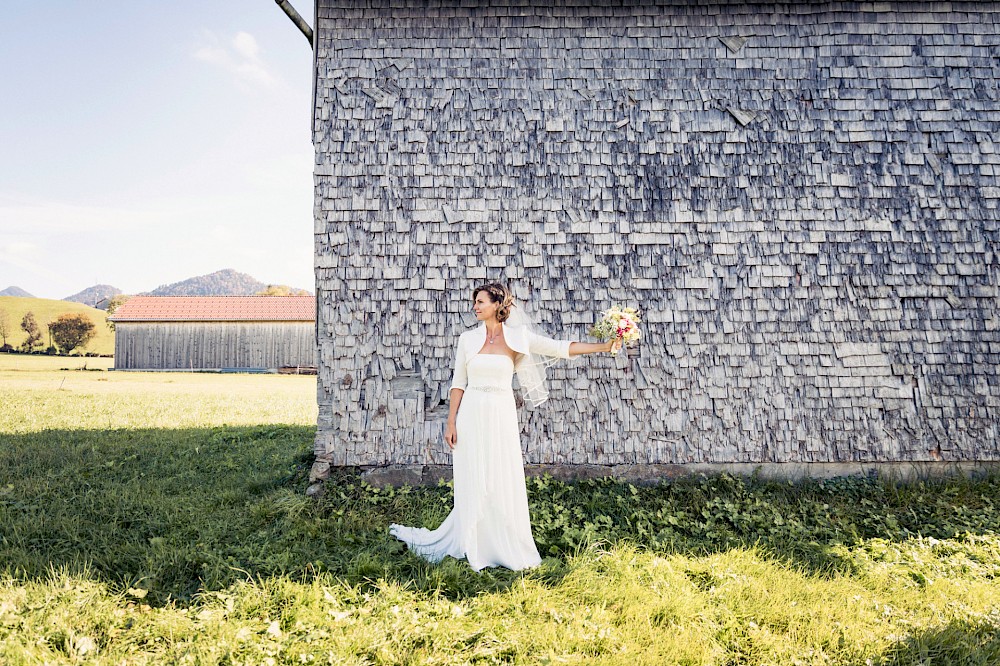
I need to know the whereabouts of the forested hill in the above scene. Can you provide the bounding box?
[11,270,311,303]
[145,269,267,296]
[64,284,122,308]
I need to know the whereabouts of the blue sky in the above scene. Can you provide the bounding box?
[0,3,316,299]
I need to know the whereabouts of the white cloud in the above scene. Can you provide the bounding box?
[1,240,36,256]
[193,30,276,90]
[232,32,260,60]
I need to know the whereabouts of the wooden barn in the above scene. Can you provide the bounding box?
[109,296,316,371]
[307,1,1000,486]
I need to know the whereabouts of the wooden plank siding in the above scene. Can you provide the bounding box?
[114,322,316,370]
[311,1,1000,471]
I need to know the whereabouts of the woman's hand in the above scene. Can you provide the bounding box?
[444,421,458,450]
[608,338,623,355]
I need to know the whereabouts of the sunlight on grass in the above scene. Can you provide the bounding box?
[0,296,115,355]
[0,354,316,433]
[1,354,998,664]
[2,544,998,664]
[0,354,115,372]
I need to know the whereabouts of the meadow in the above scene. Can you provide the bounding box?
[0,353,998,664]
[0,296,115,356]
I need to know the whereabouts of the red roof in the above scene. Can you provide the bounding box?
[109,296,316,322]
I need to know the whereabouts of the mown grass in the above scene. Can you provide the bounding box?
[0,353,115,373]
[1,355,998,664]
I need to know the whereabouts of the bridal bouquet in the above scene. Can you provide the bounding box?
[588,305,642,355]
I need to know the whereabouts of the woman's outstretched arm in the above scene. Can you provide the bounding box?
[528,330,621,359]
[569,340,621,357]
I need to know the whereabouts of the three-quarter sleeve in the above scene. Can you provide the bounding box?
[526,329,575,359]
[449,337,468,391]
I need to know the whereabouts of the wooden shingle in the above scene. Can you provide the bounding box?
[310,0,1000,473]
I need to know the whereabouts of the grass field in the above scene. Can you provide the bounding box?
[1,355,998,664]
[0,295,115,355]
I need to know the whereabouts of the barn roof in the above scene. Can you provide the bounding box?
[108,296,316,322]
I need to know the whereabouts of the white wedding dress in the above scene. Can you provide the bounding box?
[389,353,542,572]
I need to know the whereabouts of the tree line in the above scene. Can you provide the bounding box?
[0,310,97,355]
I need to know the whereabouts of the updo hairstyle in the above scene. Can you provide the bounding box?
[472,282,515,323]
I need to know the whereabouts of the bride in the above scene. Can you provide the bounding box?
[390,282,621,572]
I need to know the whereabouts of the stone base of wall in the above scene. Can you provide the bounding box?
[306,460,1000,494]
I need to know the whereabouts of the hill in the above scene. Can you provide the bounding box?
[0,297,114,355]
[0,286,34,298]
[145,269,267,296]
[64,284,122,308]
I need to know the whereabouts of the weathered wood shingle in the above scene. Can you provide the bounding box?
[312,0,1000,469]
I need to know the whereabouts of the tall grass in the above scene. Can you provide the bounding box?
[1,356,998,664]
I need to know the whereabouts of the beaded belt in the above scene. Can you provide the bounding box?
[468,385,509,393]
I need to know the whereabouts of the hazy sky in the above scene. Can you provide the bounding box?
[0,3,316,299]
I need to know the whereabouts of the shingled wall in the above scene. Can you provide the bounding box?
[310,1,999,479]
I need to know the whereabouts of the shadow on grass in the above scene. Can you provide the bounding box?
[1,425,998,607]
[525,467,1000,582]
[0,425,567,605]
[865,617,1000,666]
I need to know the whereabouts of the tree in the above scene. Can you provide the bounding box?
[256,284,310,296]
[49,313,96,354]
[0,309,11,348]
[20,311,42,351]
[105,294,130,331]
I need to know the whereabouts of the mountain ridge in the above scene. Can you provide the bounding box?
[13,270,312,302]
[64,284,122,308]
[0,286,34,298]
[143,269,266,296]
[142,269,311,297]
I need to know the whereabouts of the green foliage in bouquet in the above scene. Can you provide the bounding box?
[588,305,642,348]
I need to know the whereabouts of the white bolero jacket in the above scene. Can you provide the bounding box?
[449,322,575,392]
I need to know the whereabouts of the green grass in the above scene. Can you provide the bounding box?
[0,353,114,373]
[1,355,998,664]
[0,296,114,355]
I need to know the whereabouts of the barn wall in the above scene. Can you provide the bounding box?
[114,322,316,370]
[312,1,1000,469]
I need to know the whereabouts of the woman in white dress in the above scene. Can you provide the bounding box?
[390,283,621,572]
